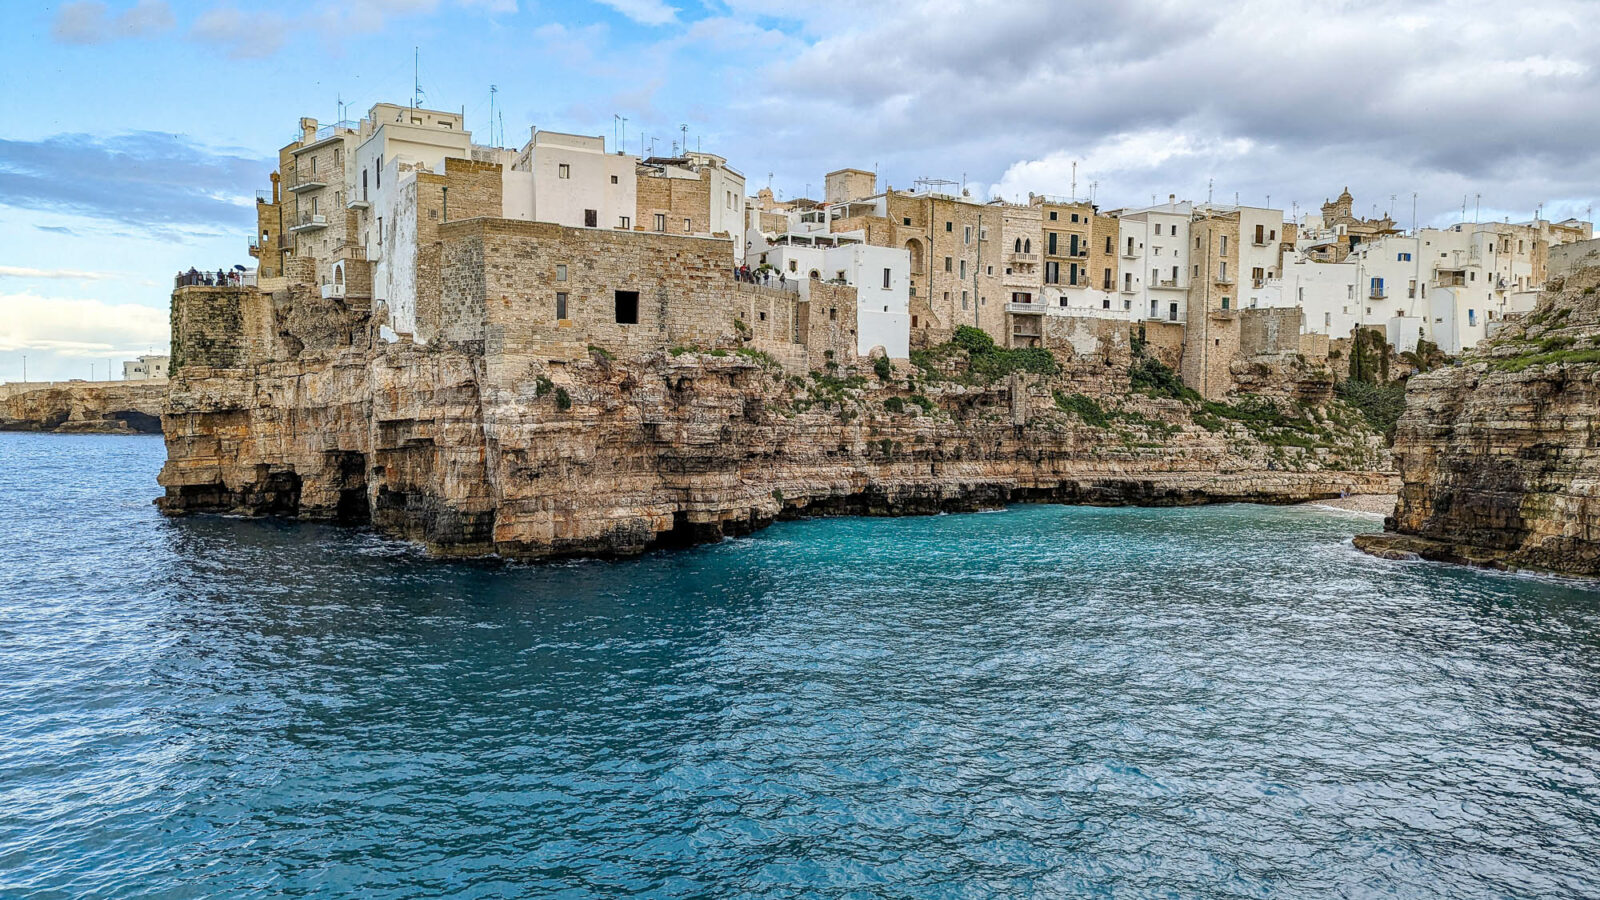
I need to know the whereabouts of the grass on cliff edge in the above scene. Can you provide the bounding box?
[1490,347,1600,373]
[911,326,1060,381]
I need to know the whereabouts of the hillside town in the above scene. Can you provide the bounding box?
[237,101,1595,400]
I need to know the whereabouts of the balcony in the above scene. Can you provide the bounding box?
[1252,239,1272,247]
[255,190,274,204]
[321,283,346,299]
[347,196,370,210]
[1153,279,1183,290]
[1006,251,1039,264]
[290,212,328,233]
[286,171,327,193]
[1209,307,1239,320]
[1006,302,1046,315]
[1369,290,1388,300]
[1121,248,1139,259]
[1214,275,1235,285]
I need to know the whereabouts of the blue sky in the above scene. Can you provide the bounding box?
[4,0,1598,382]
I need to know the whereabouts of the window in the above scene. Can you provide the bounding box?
[1253,266,1265,282]
[903,217,911,226]
[964,225,972,244]
[1123,272,1132,291]
[1048,232,1058,255]
[829,308,838,321]
[1105,236,1112,253]
[611,175,619,184]
[614,290,639,324]
[654,213,666,232]
[1169,303,1179,321]
[684,218,692,232]
[376,155,382,187]
[1103,297,1111,309]
[959,260,967,278]
[1220,236,1228,254]
[1049,211,1058,221]
[1155,223,1163,235]
[556,264,567,281]
[945,221,953,232]
[1371,277,1384,298]
[882,268,891,289]
[619,216,631,229]
[556,292,568,319]
[1254,223,1264,243]
[377,216,382,244]
[1071,213,1079,223]
[1468,308,1477,326]
[1069,263,1079,285]
[789,260,797,273]
[558,164,571,179]
[1172,266,1178,281]
[584,209,598,227]
[1218,261,1227,281]
[1221,297,1230,310]
[1409,279,1417,298]
[362,169,368,201]
[1045,261,1059,284]
[962,290,969,309]
[1324,311,1332,327]
[944,257,953,273]
[1398,252,1412,261]
[310,156,316,174]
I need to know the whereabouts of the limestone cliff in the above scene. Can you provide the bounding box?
[158,289,1394,560]
[1356,266,1600,575]
[1,381,166,434]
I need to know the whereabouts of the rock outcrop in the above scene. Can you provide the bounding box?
[0,381,166,434]
[1355,267,1600,575]
[158,290,1395,560]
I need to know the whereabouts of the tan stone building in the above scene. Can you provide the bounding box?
[1181,209,1243,399]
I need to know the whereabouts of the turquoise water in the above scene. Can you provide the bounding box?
[4,433,1600,898]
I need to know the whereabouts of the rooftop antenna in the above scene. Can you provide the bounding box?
[1208,178,1214,205]
[680,123,688,156]
[1070,161,1077,201]
[490,85,498,144]
[413,47,420,108]
[1090,180,1098,204]
[613,113,626,152]
[1266,193,1270,209]
[1475,193,1481,224]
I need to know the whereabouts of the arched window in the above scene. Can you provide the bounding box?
[1024,238,1031,253]
[1014,238,1022,252]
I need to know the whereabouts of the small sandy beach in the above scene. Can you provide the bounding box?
[1304,494,1396,515]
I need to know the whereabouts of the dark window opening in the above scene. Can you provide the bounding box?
[556,292,568,319]
[584,209,598,228]
[614,290,639,324]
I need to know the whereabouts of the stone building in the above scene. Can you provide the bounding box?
[636,152,747,260]
[122,354,169,381]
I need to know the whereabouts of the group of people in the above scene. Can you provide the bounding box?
[733,264,788,288]
[174,267,242,288]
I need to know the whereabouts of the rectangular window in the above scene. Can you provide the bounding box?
[961,290,968,309]
[959,260,967,279]
[882,268,891,289]
[1468,308,1477,326]
[558,164,571,179]
[1155,223,1163,235]
[377,216,382,244]
[619,216,631,229]
[1220,236,1228,254]
[964,225,972,244]
[654,213,666,231]
[1049,211,1058,221]
[376,155,382,187]
[944,257,953,273]
[1105,236,1112,253]
[1169,302,1178,321]
[684,218,692,232]
[556,264,567,281]
[1069,263,1079,285]
[584,209,598,227]
[1398,252,1412,261]
[1254,223,1264,243]
[945,221,953,232]
[556,292,568,319]
[611,175,619,184]
[1048,232,1058,255]
[1045,261,1059,284]
[614,290,639,324]
[310,156,317,174]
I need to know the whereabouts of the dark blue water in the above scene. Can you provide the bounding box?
[4,433,1600,898]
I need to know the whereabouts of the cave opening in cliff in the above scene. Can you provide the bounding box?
[330,451,371,525]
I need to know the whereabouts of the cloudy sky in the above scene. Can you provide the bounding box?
[3,0,1597,381]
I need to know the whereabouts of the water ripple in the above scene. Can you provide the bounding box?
[3,434,1600,898]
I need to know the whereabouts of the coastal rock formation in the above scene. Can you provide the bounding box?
[159,284,1393,560]
[0,381,166,434]
[1355,266,1600,575]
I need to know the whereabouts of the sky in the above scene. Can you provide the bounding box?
[2,0,1598,382]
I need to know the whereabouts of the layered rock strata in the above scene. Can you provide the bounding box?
[1,381,166,434]
[158,289,1393,559]
[1355,267,1600,575]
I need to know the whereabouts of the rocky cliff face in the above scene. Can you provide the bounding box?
[1355,267,1600,575]
[1,382,166,434]
[158,303,1393,559]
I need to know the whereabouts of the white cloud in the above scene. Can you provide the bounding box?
[0,266,128,281]
[594,0,678,26]
[0,293,169,381]
[52,0,174,44]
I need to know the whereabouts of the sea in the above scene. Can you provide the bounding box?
[3,432,1599,898]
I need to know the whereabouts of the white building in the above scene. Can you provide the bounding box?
[122,355,169,380]
[504,129,638,230]
[1112,198,1193,324]
[749,229,911,358]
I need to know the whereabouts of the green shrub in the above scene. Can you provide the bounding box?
[1129,357,1198,401]
[908,394,936,414]
[873,355,893,380]
[535,375,554,397]
[554,387,572,411]
[587,344,614,361]
[735,347,780,368]
[882,396,906,413]
[1054,391,1110,427]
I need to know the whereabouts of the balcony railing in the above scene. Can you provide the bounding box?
[1369,290,1387,300]
[1121,249,1138,259]
[1214,275,1234,285]
[1006,302,1046,314]
[286,170,327,192]
[1154,278,1181,289]
[321,283,346,299]
[1006,251,1038,264]
[289,212,328,233]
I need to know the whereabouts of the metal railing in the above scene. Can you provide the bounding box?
[1006,301,1045,314]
